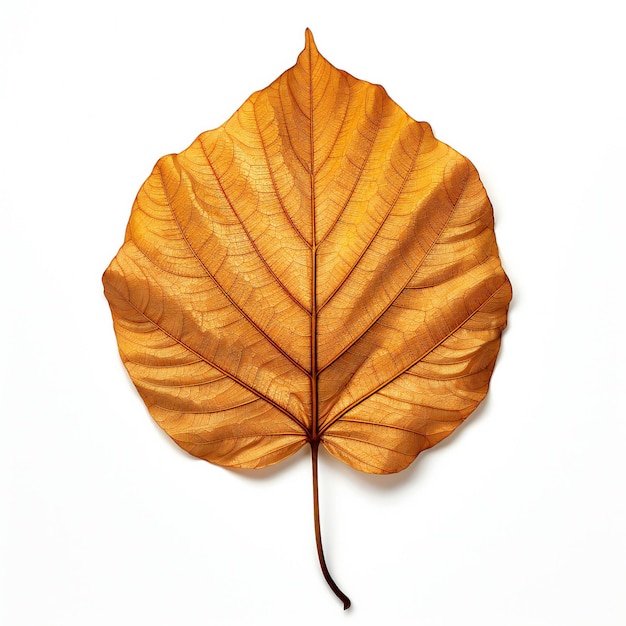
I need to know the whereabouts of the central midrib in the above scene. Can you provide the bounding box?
[309,40,319,444]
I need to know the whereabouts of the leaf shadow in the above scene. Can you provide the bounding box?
[221,392,495,503]
[321,394,494,495]
[137,359,498,494]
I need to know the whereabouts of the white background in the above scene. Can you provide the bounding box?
[1,1,624,624]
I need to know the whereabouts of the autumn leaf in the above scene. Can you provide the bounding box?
[103,29,511,609]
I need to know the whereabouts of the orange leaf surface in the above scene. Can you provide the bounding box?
[103,30,511,608]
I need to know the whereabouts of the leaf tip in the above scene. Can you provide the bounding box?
[304,28,318,54]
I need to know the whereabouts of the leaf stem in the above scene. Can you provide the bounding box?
[311,440,351,610]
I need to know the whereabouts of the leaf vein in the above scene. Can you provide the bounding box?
[317,120,425,314]
[318,161,471,372]
[319,279,509,434]
[157,159,310,377]
[317,85,384,247]
[252,97,312,248]
[110,281,308,433]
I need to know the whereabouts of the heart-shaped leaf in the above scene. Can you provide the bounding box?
[103,30,511,609]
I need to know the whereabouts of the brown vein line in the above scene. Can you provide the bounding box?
[455,211,491,228]
[401,247,495,292]
[231,439,307,466]
[134,202,175,223]
[333,417,437,437]
[121,242,207,280]
[278,78,310,174]
[319,279,509,436]
[197,140,310,315]
[311,71,351,176]
[309,38,320,442]
[317,167,471,374]
[252,98,311,248]
[120,350,205,370]
[322,433,415,457]
[140,376,229,389]
[374,392,473,412]
[317,85,384,247]
[286,69,310,120]
[322,440,392,473]
[153,396,259,413]
[128,211,197,279]
[180,433,305,445]
[111,282,308,433]
[404,364,496,382]
[317,122,425,314]
[156,159,309,378]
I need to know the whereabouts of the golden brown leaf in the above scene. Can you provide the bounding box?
[103,30,511,608]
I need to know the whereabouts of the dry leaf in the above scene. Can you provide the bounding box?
[103,30,511,609]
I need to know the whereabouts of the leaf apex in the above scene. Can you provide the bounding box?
[304,28,318,54]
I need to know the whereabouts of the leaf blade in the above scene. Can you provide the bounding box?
[103,30,510,472]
